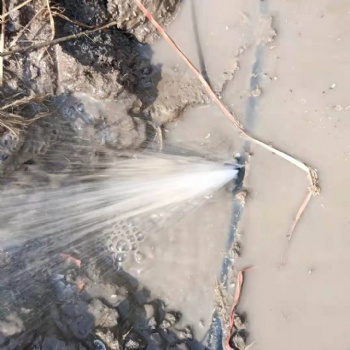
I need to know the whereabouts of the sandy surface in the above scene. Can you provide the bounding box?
[144,0,350,348]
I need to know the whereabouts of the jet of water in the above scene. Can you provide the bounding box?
[0,152,238,251]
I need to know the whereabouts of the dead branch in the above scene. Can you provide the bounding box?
[0,0,5,86]
[45,0,55,40]
[0,0,33,21]
[0,21,118,57]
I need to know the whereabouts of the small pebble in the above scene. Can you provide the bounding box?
[251,87,262,97]
[94,339,106,350]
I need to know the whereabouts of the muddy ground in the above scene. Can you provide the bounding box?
[4,0,344,349]
[1,0,350,350]
[0,0,222,349]
[161,1,350,350]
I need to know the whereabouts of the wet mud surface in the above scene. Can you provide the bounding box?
[0,0,283,348]
[0,0,214,349]
[2,1,347,350]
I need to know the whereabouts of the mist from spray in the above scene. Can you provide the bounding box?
[0,152,238,252]
[0,151,238,341]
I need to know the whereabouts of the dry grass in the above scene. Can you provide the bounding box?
[45,0,55,40]
[52,11,97,29]
[0,95,49,136]
[9,7,46,48]
[0,20,118,56]
[0,110,44,137]
[0,0,33,21]
[7,4,94,51]
[0,2,118,151]
[0,95,48,111]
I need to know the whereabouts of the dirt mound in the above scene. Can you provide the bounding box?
[1,0,207,174]
[106,0,181,43]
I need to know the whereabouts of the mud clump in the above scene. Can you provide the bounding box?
[107,0,181,43]
[1,0,208,172]
[55,0,161,103]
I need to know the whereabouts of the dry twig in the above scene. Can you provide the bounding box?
[226,268,252,350]
[0,21,118,56]
[0,0,5,87]
[0,0,33,21]
[0,94,48,110]
[45,0,55,40]
[134,0,320,258]
[280,190,313,265]
[9,7,46,48]
[0,110,44,136]
[52,12,97,29]
[37,0,56,62]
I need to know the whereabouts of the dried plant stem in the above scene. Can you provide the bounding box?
[281,190,313,265]
[0,95,48,110]
[0,0,33,21]
[226,268,252,350]
[0,0,5,87]
[0,21,118,57]
[0,111,45,136]
[52,12,97,29]
[9,8,46,48]
[37,0,56,62]
[134,0,320,255]
[45,0,55,40]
